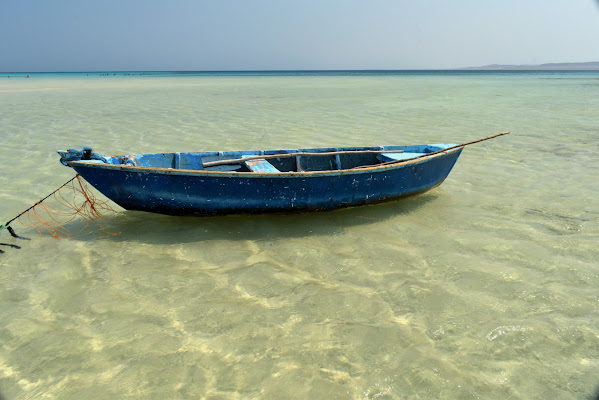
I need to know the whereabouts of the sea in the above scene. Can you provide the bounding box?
[0,71,597,399]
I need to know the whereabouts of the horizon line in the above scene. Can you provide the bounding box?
[3,62,599,74]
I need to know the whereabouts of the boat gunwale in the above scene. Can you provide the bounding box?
[67,147,463,178]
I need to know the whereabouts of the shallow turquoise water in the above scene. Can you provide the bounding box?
[0,72,598,399]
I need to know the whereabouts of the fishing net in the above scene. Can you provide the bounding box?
[14,175,122,239]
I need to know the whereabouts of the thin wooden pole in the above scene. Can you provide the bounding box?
[202,132,509,169]
[351,131,510,169]
[202,148,406,168]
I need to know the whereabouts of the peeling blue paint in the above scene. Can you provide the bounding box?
[59,144,463,216]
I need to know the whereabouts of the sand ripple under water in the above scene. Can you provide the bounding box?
[0,72,598,399]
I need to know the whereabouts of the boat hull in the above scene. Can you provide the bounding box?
[69,148,462,216]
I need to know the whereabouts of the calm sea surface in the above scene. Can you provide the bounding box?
[0,71,598,399]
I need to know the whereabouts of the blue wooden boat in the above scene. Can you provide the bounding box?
[58,134,507,216]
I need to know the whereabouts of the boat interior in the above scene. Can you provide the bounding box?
[100,144,450,173]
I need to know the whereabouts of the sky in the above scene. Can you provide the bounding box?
[1,0,598,72]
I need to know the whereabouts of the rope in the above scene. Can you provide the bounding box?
[0,174,121,248]
[2,175,78,230]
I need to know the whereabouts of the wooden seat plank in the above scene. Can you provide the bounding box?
[246,159,280,173]
[377,152,424,162]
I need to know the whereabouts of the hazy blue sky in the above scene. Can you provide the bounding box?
[1,0,598,71]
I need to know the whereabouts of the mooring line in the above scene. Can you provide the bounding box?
[0,175,79,242]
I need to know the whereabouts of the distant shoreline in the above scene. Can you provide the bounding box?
[459,62,599,71]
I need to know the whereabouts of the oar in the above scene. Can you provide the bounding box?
[351,131,510,169]
[202,148,406,168]
[202,132,509,169]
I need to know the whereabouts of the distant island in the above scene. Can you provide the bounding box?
[460,62,599,70]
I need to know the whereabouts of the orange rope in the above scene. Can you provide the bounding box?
[16,175,122,239]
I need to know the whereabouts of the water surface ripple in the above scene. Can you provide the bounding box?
[0,72,598,399]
